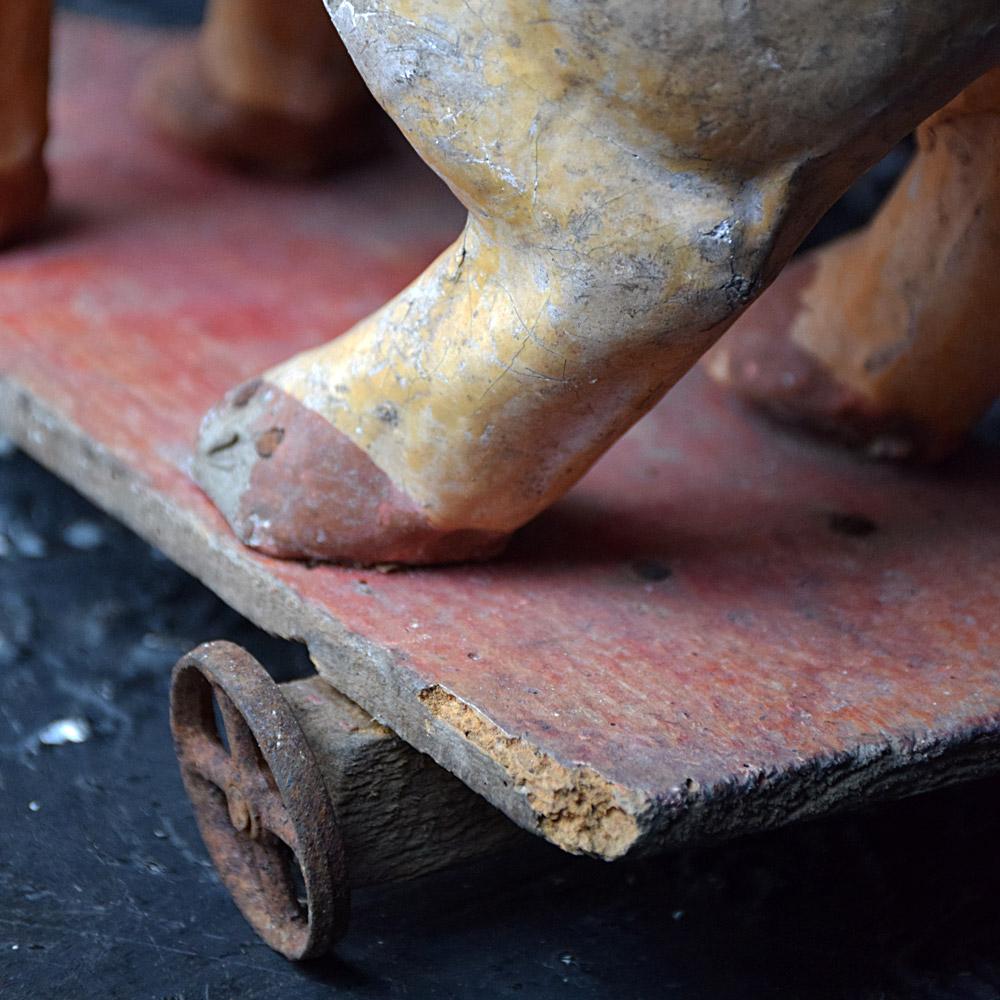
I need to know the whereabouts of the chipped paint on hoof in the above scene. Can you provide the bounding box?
[194,379,510,566]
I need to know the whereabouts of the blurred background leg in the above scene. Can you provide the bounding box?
[135,0,375,176]
[0,0,51,245]
[708,68,1000,461]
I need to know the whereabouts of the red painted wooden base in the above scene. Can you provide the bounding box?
[2,15,999,858]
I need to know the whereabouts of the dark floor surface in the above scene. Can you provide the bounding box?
[4,3,1000,998]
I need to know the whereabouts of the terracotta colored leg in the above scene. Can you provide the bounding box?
[195,2,1000,565]
[136,0,373,177]
[0,0,50,246]
[708,68,1000,461]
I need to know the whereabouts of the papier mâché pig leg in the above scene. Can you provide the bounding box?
[707,67,1000,461]
[0,0,50,246]
[136,0,372,177]
[195,1,1000,566]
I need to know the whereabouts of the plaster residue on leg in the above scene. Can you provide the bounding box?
[418,685,649,859]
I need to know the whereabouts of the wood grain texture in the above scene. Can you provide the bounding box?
[283,677,524,887]
[2,16,1000,859]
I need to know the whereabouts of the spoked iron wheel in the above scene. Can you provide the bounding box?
[170,641,349,959]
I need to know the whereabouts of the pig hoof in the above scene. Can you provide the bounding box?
[706,259,932,462]
[193,379,510,566]
[135,43,375,178]
[0,155,47,247]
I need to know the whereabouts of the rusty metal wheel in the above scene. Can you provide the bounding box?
[170,641,349,959]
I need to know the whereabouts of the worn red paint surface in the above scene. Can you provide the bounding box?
[2,18,999,838]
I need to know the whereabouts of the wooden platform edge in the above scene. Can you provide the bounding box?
[4,372,1000,861]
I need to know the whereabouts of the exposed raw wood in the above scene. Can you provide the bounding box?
[418,685,647,860]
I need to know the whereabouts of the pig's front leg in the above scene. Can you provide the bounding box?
[194,1,1000,566]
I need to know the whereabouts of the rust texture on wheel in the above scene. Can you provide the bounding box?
[170,640,349,959]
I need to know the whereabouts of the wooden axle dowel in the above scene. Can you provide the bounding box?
[280,676,525,889]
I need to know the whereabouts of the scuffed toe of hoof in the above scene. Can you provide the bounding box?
[135,43,377,178]
[0,155,48,248]
[706,261,940,462]
[194,378,509,566]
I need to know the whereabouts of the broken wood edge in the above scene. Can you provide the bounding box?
[416,684,650,859]
[410,683,1000,858]
[4,373,1000,861]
